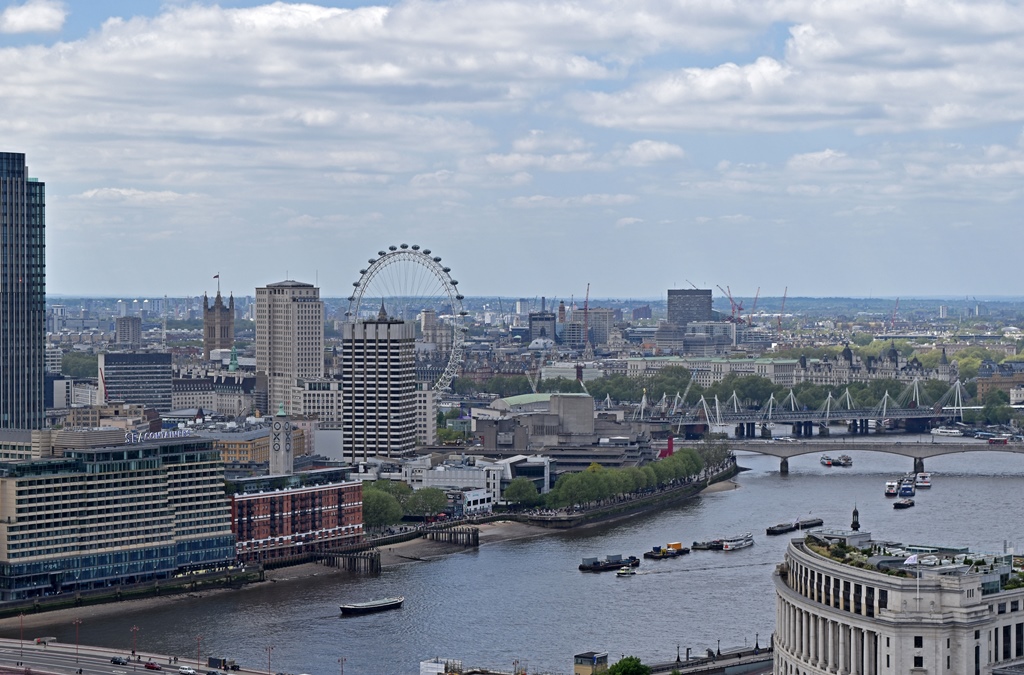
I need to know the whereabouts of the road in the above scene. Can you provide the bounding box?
[0,638,266,675]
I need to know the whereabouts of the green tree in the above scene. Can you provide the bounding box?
[503,477,541,507]
[367,480,413,508]
[607,656,652,675]
[405,487,449,519]
[61,352,98,378]
[362,490,403,529]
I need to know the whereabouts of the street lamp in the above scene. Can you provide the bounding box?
[72,618,82,663]
[19,612,23,664]
[717,639,721,657]
[265,646,274,675]
[338,657,345,675]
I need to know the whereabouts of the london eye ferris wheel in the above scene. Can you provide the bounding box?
[346,244,467,391]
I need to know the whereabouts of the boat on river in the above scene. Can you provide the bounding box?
[643,542,689,559]
[721,533,754,551]
[691,539,724,551]
[915,472,932,488]
[615,566,637,577]
[894,499,915,509]
[898,480,916,497]
[834,455,853,467]
[884,481,899,497]
[766,517,823,536]
[340,596,404,615]
[820,455,833,466]
[579,554,640,572]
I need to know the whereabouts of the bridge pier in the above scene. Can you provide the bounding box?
[746,422,755,438]
[735,424,745,438]
[804,421,814,436]
[792,423,802,437]
[818,424,829,436]
[860,419,869,434]
[914,457,925,474]
[780,458,789,475]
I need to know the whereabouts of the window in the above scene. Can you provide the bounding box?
[915,636,924,648]
[914,656,924,668]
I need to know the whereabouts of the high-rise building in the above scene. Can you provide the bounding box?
[0,152,46,430]
[0,433,234,600]
[203,289,235,360]
[341,305,416,460]
[667,288,713,325]
[255,280,323,414]
[114,316,142,348]
[98,352,173,412]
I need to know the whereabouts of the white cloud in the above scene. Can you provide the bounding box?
[0,0,65,33]
[75,188,196,205]
[504,193,636,208]
[615,216,644,228]
[618,140,685,165]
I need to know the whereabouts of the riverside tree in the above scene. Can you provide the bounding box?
[607,656,652,675]
[502,477,541,507]
[362,490,403,530]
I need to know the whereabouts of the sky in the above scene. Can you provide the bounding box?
[4,0,1024,300]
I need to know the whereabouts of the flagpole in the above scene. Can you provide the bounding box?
[916,560,921,611]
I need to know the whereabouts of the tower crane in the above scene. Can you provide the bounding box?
[747,287,760,326]
[778,286,787,334]
[716,285,743,322]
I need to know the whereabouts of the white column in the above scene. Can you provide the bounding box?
[851,627,861,675]
[840,623,850,675]
[866,630,876,675]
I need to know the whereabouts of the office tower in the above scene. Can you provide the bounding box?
[255,280,323,414]
[0,152,46,430]
[341,305,416,460]
[667,288,713,325]
[269,405,294,475]
[203,288,235,360]
[114,316,142,348]
[98,352,173,412]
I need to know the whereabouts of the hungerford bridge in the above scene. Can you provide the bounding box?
[626,380,1009,473]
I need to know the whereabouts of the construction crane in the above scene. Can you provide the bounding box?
[716,285,743,322]
[778,286,788,334]
[747,287,760,326]
[890,297,900,331]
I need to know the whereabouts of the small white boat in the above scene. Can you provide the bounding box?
[915,472,931,488]
[884,481,899,497]
[721,533,754,551]
[931,427,963,437]
[820,455,833,466]
[615,566,636,577]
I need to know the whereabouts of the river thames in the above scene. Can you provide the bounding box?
[8,446,1024,674]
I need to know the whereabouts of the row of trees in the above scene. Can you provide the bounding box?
[504,443,731,509]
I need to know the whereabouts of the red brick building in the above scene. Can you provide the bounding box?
[231,482,363,563]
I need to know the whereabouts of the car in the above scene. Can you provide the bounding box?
[179,668,197,675]
[145,663,162,671]
[111,657,130,665]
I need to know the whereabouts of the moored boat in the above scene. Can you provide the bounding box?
[884,481,899,497]
[691,539,724,551]
[643,542,689,559]
[834,455,853,467]
[798,517,824,530]
[915,472,931,488]
[898,480,916,497]
[766,522,797,536]
[721,533,754,551]
[340,596,405,615]
[579,555,640,572]
[893,498,915,509]
[820,455,833,466]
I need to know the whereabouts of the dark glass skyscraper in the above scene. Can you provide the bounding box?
[0,153,45,429]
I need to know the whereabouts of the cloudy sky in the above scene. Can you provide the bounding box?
[4,0,1024,300]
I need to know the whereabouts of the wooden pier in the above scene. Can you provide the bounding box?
[424,526,480,547]
[321,550,381,575]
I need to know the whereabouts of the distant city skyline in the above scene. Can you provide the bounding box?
[3,1,1023,297]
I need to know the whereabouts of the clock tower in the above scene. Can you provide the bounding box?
[270,403,294,475]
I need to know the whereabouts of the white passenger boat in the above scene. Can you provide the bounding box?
[915,472,931,488]
[820,455,833,466]
[884,481,899,497]
[721,533,754,551]
[931,427,963,437]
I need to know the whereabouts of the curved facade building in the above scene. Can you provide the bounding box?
[774,529,1024,675]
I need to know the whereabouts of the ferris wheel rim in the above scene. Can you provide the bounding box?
[346,246,465,392]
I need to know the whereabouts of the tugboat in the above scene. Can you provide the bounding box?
[893,498,915,509]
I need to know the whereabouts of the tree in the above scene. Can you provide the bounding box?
[61,352,98,378]
[607,656,651,675]
[405,487,449,519]
[367,480,413,508]
[362,490,403,529]
[502,477,541,507]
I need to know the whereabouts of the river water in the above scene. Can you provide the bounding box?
[8,448,1024,675]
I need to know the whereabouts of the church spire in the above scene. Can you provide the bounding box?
[378,301,388,321]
